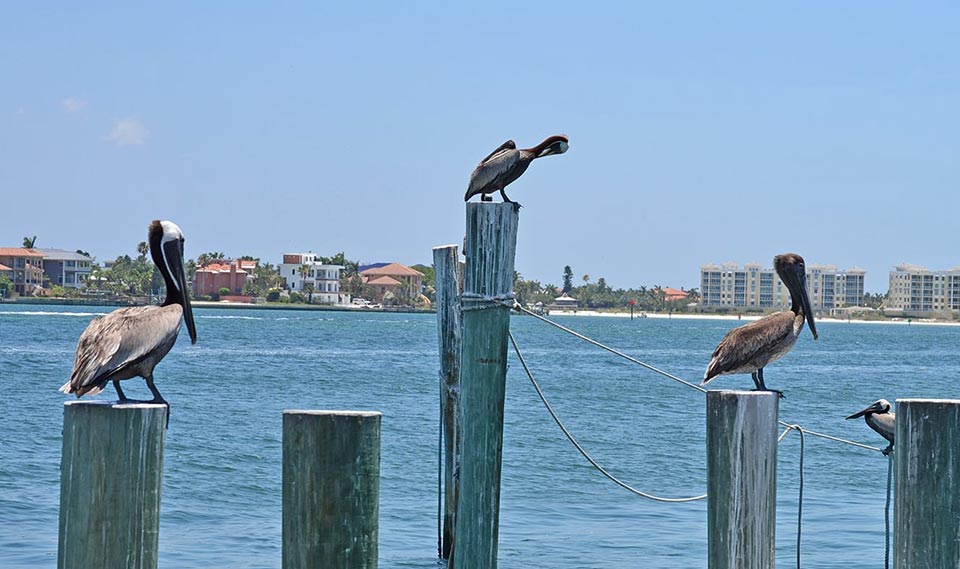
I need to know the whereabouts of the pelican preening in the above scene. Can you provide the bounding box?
[847,399,895,455]
[465,135,569,208]
[60,220,197,423]
[701,253,818,398]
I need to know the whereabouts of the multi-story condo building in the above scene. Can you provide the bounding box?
[279,252,343,304]
[887,264,960,314]
[36,249,93,290]
[700,262,865,311]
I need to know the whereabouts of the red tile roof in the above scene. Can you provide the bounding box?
[0,248,44,257]
[663,287,689,301]
[364,275,402,286]
[360,262,423,277]
[196,262,248,274]
[0,263,11,272]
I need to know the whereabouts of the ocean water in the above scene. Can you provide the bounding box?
[1,304,959,568]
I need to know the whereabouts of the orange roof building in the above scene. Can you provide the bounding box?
[360,263,424,304]
[662,287,689,302]
[193,260,251,296]
[0,248,44,295]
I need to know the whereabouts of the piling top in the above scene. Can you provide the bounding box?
[432,244,460,251]
[64,400,167,410]
[707,390,780,399]
[895,398,960,405]
[283,410,382,417]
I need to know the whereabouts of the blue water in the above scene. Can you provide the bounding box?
[1,305,959,568]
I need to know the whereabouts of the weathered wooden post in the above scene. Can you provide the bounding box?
[706,391,778,569]
[282,410,381,569]
[58,401,167,569]
[893,399,960,569]
[434,244,463,560]
[452,203,519,569]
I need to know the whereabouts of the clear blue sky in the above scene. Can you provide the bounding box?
[2,3,957,293]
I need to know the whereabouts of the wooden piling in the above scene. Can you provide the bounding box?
[706,391,778,569]
[433,244,463,560]
[893,399,960,569]
[452,203,519,569]
[58,401,167,569]
[282,410,381,569]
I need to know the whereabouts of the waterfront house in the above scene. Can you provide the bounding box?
[547,293,579,312]
[194,259,253,297]
[359,262,424,304]
[36,249,93,290]
[662,287,689,303]
[279,252,344,304]
[0,248,45,295]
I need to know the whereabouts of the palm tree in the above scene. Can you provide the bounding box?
[22,236,37,248]
[298,264,312,295]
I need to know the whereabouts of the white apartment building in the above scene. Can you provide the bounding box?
[700,262,865,311]
[279,252,344,305]
[887,264,960,314]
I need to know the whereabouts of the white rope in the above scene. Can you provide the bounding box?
[885,453,893,569]
[509,331,707,503]
[512,302,707,393]
[779,425,807,569]
[513,301,886,454]
[461,292,515,312]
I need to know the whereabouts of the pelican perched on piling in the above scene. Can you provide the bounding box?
[847,399,895,455]
[60,220,197,420]
[465,135,569,208]
[701,253,818,397]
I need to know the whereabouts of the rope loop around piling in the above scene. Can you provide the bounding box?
[461,292,516,312]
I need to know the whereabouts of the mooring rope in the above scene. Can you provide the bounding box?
[461,292,516,312]
[509,331,707,503]
[510,302,707,393]
[779,425,806,569]
[885,453,893,569]
[437,376,444,559]
[512,302,886,454]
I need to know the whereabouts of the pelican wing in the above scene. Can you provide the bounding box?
[63,305,182,396]
[465,142,520,200]
[870,412,896,444]
[703,312,794,382]
[479,139,516,164]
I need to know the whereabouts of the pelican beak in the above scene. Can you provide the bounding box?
[799,272,818,340]
[846,401,881,420]
[164,239,197,344]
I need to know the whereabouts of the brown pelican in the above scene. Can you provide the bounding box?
[464,135,569,208]
[847,399,895,455]
[60,220,197,421]
[701,253,818,397]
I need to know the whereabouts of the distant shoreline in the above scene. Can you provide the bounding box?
[5,298,959,327]
[2,297,431,315]
[540,309,960,327]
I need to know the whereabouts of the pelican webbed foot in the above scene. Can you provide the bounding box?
[752,387,786,399]
[882,444,894,456]
[751,369,784,398]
